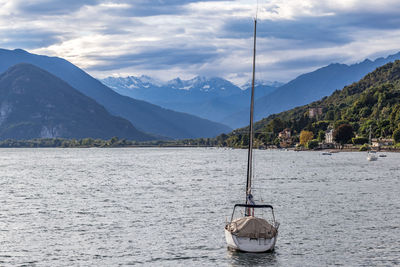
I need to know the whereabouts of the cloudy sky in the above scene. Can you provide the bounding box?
[1,0,400,84]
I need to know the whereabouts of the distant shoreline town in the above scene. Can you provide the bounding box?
[1,137,399,152]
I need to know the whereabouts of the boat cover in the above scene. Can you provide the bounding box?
[226,217,277,239]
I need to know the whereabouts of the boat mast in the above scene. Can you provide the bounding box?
[369,126,372,145]
[246,18,257,205]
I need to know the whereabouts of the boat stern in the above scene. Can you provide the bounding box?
[225,227,277,253]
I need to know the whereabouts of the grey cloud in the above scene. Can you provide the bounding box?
[337,11,400,30]
[97,28,132,35]
[0,29,62,49]
[3,0,400,83]
[16,0,101,15]
[12,0,232,18]
[221,17,352,46]
[87,46,219,71]
[220,10,400,47]
[113,0,233,17]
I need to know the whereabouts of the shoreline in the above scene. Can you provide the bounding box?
[1,145,399,152]
[292,147,400,153]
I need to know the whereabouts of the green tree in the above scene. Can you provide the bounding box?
[393,128,400,144]
[273,137,281,148]
[352,137,369,145]
[359,106,371,117]
[359,144,369,151]
[267,118,285,134]
[110,136,119,145]
[313,121,330,132]
[241,134,249,147]
[307,139,319,149]
[82,138,94,146]
[216,134,228,146]
[324,110,335,121]
[317,130,325,142]
[333,124,354,145]
[226,135,239,147]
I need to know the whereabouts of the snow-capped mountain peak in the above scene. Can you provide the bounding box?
[166,77,185,89]
[101,75,243,96]
[101,75,165,90]
[240,79,284,90]
[137,75,164,87]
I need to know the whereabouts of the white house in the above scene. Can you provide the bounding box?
[325,129,334,143]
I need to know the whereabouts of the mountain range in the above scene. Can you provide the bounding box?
[101,76,281,125]
[223,52,400,128]
[102,52,400,129]
[0,48,231,139]
[218,60,400,148]
[1,48,400,141]
[0,64,152,140]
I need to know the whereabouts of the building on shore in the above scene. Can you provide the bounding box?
[320,129,335,149]
[278,128,291,139]
[309,107,323,118]
[325,129,334,144]
[372,138,394,148]
[278,128,292,148]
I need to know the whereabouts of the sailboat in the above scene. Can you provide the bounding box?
[367,126,378,161]
[224,19,279,253]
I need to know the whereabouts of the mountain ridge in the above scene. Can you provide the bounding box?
[101,75,280,125]
[220,60,400,147]
[221,51,400,128]
[0,63,153,140]
[0,48,231,139]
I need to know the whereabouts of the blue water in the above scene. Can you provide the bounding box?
[0,148,399,266]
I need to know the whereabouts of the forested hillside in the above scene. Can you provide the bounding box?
[219,60,400,147]
[0,64,153,140]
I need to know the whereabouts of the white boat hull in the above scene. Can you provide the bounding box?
[367,155,378,161]
[224,229,277,253]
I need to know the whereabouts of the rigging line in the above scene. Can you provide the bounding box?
[255,0,259,20]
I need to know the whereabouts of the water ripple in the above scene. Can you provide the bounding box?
[0,148,399,266]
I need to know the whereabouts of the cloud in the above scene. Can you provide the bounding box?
[0,29,62,49]
[0,0,101,15]
[122,0,235,16]
[220,17,351,46]
[87,46,219,71]
[1,0,400,84]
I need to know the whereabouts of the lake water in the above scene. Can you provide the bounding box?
[0,148,399,266]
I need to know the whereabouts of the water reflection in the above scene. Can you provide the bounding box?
[226,248,278,266]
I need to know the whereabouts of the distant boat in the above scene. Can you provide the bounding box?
[379,154,387,158]
[224,18,279,253]
[322,152,332,155]
[367,153,378,161]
